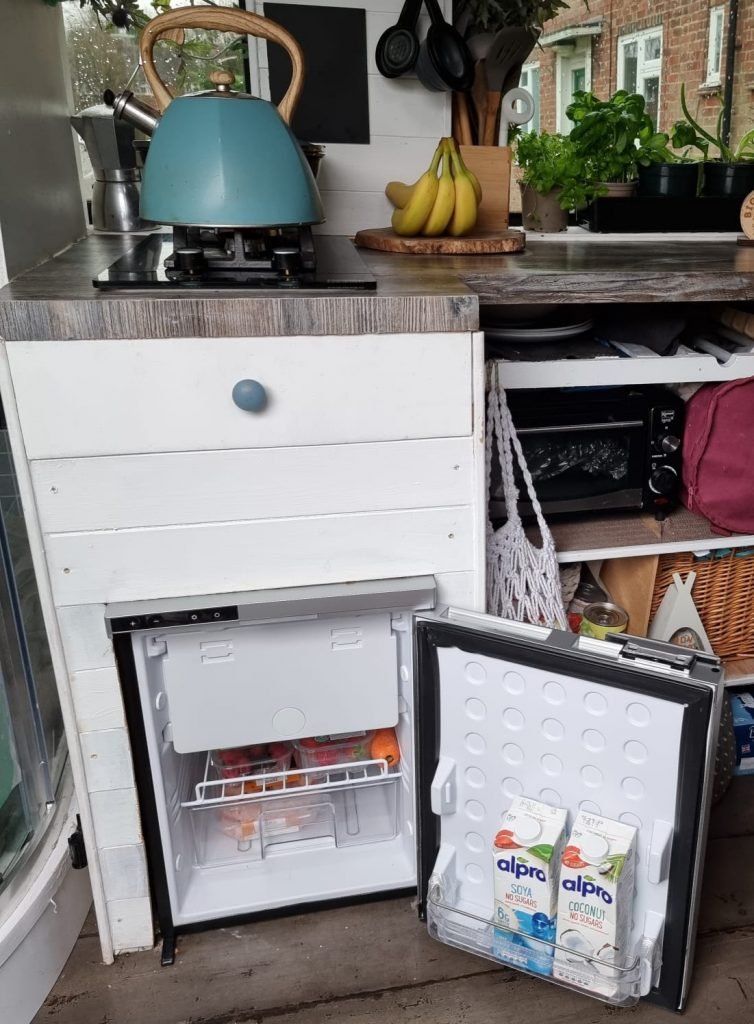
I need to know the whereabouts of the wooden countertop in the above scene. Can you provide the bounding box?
[1,231,753,340]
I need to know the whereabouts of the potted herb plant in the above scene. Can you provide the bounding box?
[635,131,700,199]
[672,83,754,198]
[566,90,657,197]
[516,131,599,232]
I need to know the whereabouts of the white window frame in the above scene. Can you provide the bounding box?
[705,6,725,87]
[556,41,592,134]
[617,26,663,124]
[519,62,541,135]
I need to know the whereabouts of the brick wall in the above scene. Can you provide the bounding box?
[531,0,754,147]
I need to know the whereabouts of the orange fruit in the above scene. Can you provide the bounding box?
[370,728,400,767]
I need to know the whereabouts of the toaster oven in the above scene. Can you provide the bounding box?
[489,385,685,521]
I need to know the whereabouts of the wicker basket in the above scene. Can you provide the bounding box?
[649,549,754,659]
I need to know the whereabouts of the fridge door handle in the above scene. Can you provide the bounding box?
[430,757,457,815]
[647,819,674,884]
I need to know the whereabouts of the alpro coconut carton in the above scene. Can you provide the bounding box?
[554,811,637,997]
[493,796,568,975]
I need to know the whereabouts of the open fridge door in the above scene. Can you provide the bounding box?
[414,610,723,1010]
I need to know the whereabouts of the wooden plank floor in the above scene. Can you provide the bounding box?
[36,778,754,1024]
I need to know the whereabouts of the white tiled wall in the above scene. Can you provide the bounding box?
[252,0,453,234]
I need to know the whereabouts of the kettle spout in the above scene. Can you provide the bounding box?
[104,89,161,137]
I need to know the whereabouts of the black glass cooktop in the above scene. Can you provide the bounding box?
[93,232,377,291]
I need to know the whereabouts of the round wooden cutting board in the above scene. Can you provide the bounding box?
[353,227,526,255]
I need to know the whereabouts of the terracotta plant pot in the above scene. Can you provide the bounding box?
[519,184,568,233]
[598,181,637,198]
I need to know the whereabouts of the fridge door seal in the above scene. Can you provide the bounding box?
[414,611,722,1011]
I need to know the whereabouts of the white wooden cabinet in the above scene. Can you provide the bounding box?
[0,330,486,959]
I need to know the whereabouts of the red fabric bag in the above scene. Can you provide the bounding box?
[682,377,754,534]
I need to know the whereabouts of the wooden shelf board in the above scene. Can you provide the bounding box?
[524,506,754,563]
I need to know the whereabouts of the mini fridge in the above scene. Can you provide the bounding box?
[108,577,722,1010]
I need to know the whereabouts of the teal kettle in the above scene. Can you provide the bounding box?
[112,8,323,228]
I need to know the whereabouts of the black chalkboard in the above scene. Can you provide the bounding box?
[264,4,370,145]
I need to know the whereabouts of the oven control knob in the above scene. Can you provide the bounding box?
[660,434,681,454]
[649,465,678,495]
[175,247,206,274]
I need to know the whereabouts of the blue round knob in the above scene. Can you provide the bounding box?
[232,379,268,413]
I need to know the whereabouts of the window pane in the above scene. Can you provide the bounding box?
[572,67,586,94]
[644,34,662,62]
[622,42,638,93]
[643,76,660,126]
[711,11,724,77]
[519,66,540,134]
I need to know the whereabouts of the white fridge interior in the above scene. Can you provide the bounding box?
[112,578,435,928]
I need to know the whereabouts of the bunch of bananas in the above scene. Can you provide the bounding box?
[385,138,482,238]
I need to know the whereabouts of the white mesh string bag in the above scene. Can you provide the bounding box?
[486,366,567,629]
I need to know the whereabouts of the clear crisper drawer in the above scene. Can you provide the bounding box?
[183,754,401,869]
[426,884,659,1008]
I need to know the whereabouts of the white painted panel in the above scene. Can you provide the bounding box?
[80,728,135,793]
[368,77,448,138]
[57,603,114,673]
[32,438,473,533]
[8,335,472,459]
[435,571,480,609]
[316,136,444,193]
[251,0,452,233]
[70,667,125,733]
[100,844,149,901]
[45,506,474,606]
[317,190,392,234]
[106,897,153,954]
[90,788,143,849]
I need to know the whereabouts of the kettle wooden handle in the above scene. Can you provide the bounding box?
[140,8,304,123]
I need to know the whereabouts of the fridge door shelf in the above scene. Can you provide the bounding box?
[426,881,661,1007]
[183,755,403,866]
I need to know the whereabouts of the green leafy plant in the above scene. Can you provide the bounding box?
[566,89,673,183]
[456,0,582,36]
[672,83,754,163]
[42,0,223,30]
[516,131,600,210]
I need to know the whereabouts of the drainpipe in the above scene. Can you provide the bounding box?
[722,0,739,146]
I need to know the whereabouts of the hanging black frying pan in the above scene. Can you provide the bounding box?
[416,0,474,92]
[375,0,423,78]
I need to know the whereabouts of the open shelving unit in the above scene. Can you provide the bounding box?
[527,506,754,564]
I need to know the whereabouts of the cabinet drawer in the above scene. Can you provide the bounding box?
[8,334,472,459]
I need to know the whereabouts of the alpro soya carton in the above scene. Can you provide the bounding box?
[554,812,637,997]
[493,796,568,975]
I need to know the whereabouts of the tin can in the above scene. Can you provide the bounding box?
[579,602,628,640]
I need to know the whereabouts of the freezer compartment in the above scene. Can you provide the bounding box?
[426,879,659,1007]
[116,577,435,754]
[184,754,401,868]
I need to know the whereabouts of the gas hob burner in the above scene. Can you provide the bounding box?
[165,225,318,287]
[94,229,376,291]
